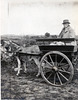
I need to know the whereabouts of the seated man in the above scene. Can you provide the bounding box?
[50,19,76,45]
[59,19,76,45]
[59,19,75,38]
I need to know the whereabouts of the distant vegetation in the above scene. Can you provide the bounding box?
[1,35,57,46]
[1,34,78,47]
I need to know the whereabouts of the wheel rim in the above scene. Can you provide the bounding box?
[40,51,74,86]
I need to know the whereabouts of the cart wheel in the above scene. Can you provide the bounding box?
[40,51,74,86]
[11,56,21,75]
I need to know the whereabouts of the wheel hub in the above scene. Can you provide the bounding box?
[53,66,58,71]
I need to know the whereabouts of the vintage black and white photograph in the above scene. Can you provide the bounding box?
[1,0,78,100]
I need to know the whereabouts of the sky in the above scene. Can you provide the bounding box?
[1,0,78,36]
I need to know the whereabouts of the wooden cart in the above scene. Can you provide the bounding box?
[9,38,78,86]
[35,38,78,86]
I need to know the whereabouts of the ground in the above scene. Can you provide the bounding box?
[1,60,78,100]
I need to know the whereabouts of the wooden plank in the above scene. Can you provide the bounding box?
[36,38,75,42]
[39,45,75,52]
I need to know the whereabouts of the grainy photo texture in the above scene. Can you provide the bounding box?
[1,0,78,100]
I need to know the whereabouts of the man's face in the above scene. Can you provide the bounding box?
[63,23,69,28]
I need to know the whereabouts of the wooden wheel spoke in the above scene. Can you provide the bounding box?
[58,72,68,81]
[47,73,52,79]
[54,73,56,85]
[48,55,54,65]
[58,63,66,66]
[44,65,52,69]
[43,58,53,68]
[59,69,71,74]
[59,64,69,69]
[60,67,68,72]
[55,54,57,66]
[56,72,63,85]
[45,70,52,73]
[61,67,66,71]
[43,70,52,76]
[59,57,65,66]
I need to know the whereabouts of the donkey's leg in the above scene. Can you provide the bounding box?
[23,61,27,73]
[32,57,41,77]
[16,56,21,76]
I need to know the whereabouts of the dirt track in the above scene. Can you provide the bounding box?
[1,61,78,100]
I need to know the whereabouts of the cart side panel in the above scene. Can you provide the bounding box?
[39,45,76,61]
[39,45,75,53]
